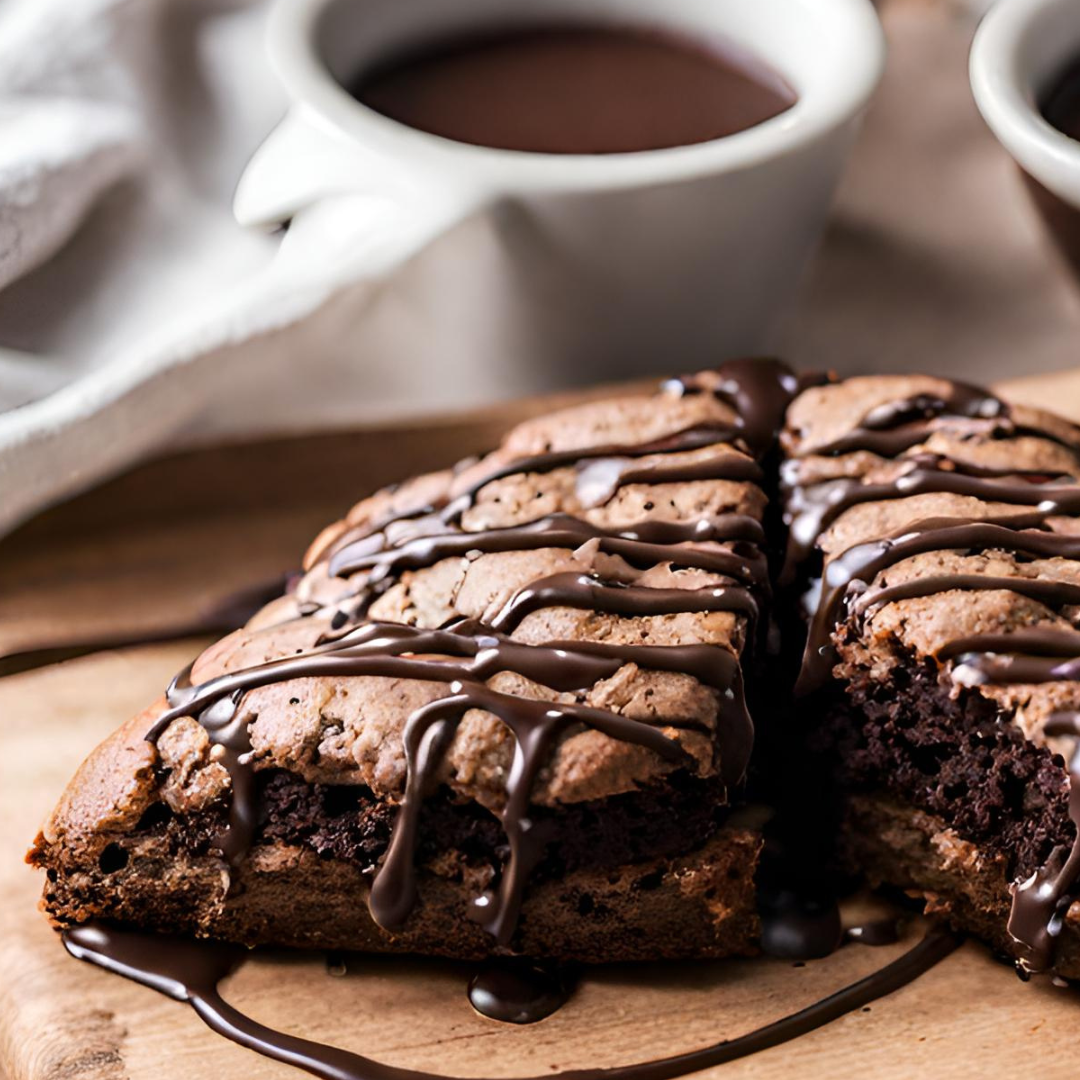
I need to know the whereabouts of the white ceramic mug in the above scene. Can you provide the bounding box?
[971,0,1080,279]
[236,0,884,395]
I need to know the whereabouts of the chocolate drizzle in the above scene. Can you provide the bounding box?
[329,514,769,601]
[782,375,1080,975]
[784,463,1080,582]
[797,518,1080,694]
[1008,713,1080,976]
[489,573,760,635]
[574,451,762,510]
[63,920,960,1080]
[158,665,257,867]
[150,621,727,928]
[367,675,691,944]
[809,382,1008,458]
[663,357,799,456]
[467,959,573,1024]
[314,422,750,573]
[930,635,1080,975]
[804,380,1079,462]
[144,360,793,948]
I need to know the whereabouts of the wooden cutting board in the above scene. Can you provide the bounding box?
[4,371,1080,1080]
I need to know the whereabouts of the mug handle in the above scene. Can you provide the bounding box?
[234,104,475,272]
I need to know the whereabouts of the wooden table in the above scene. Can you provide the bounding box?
[4,370,1080,1080]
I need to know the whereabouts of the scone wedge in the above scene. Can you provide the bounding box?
[781,374,1080,978]
[30,361,791,962]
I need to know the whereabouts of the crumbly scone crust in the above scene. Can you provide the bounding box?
[31,373,772,961]
[783,374,1080,974]
[179,389,760,812]
[841,795,1080,979]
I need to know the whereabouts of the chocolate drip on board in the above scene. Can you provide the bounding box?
[759,897,901,959]
[146,360,793,947]
[758,890,843,960]
[844,919,901,947]
[467,959,574,1024]
[63,920,960,1080]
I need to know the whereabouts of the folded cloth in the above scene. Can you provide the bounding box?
[0,0,594,538]
[0,0,290,532]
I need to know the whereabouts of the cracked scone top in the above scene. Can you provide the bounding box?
[31,359,794,963]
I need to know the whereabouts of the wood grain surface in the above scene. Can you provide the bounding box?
[3,648,1079,1080]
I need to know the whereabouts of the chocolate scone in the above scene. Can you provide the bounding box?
[30,360,795,962]
[781,374,1080,978]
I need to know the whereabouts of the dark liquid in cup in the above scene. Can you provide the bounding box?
[1043,57,1080,141]
[1032,58,1080,279]
[351,26,796,155]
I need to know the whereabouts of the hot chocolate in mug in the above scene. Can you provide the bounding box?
[235,0,885,397]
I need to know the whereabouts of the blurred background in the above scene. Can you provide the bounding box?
[0,0,1078,536]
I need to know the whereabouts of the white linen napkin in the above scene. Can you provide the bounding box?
[0,0,294,531]
[0,0,586,538]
